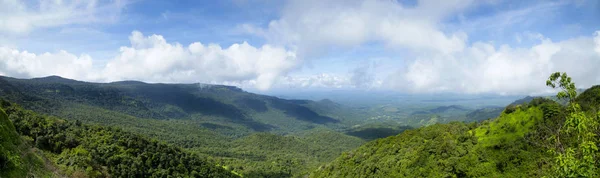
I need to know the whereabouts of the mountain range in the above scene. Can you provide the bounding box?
[2,75,592,177]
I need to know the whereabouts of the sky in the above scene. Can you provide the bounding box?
[0,0,599,95]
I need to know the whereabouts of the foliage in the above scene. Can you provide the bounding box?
[312,106,552,177]
[546,72,599,177]
[0,107,23,176]
[211,128,366,177]
[0,107,59,177]
[0,101,237,177]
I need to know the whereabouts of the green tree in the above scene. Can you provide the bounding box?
[546,72,599,177]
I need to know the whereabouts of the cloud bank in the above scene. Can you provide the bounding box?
[0,31,298,90]
[390,33,600,94]
[247,0,471,56]
[1,0,599,94]
[0,47,94,78]
[243,0,600,94]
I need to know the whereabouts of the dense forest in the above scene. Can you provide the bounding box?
[2,72,598,177]
[0,100,237,177]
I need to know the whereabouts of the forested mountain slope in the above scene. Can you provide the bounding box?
[0,75,354,133]
[0,76,371,177]
[1,107,59,177]
[0,101,237,177]
[312,73,600,178]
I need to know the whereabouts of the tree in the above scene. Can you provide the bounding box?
[546,72,598,177]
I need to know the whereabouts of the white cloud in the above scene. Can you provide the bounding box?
[0,47,95,79]
[277,73,351,89]
[103,31,298,90]
[247,0,473,56]
[0,0,126,34]
[243,0,600,94]
[388,31,600,94]
[0,31,299,91]
[595,31,600,55]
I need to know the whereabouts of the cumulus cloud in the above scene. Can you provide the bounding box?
[245,0,473,55]
[388,31,600,94]
[0,47,95,79]
[0,31,299,91]
[0,0,126,34]
[103,31,299,90]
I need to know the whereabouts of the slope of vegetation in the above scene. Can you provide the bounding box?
[0,101,237,177]
[312,107,552,177]
[209,128,366,177]
[0,107,58,177]
[0,75,372,177]
[575,85,600,113]
[313,73,599,178]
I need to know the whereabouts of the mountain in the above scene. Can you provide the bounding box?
[0,75,370,177]
[575,85,600,113]
[312,85,600,177]
[463,95,558,123]
[0,76,358,132]
[464,106,504,122]
[509,96,536,105]
[312,98,556,177]
[428,105,471,113]
[410,105,471,115]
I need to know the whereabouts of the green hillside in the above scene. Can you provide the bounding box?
[1,107,63,177]
[312,73,600,178]
[311,99,569,177]
[0,102,237,177]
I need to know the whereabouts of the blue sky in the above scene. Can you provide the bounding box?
[0,0,599,94]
